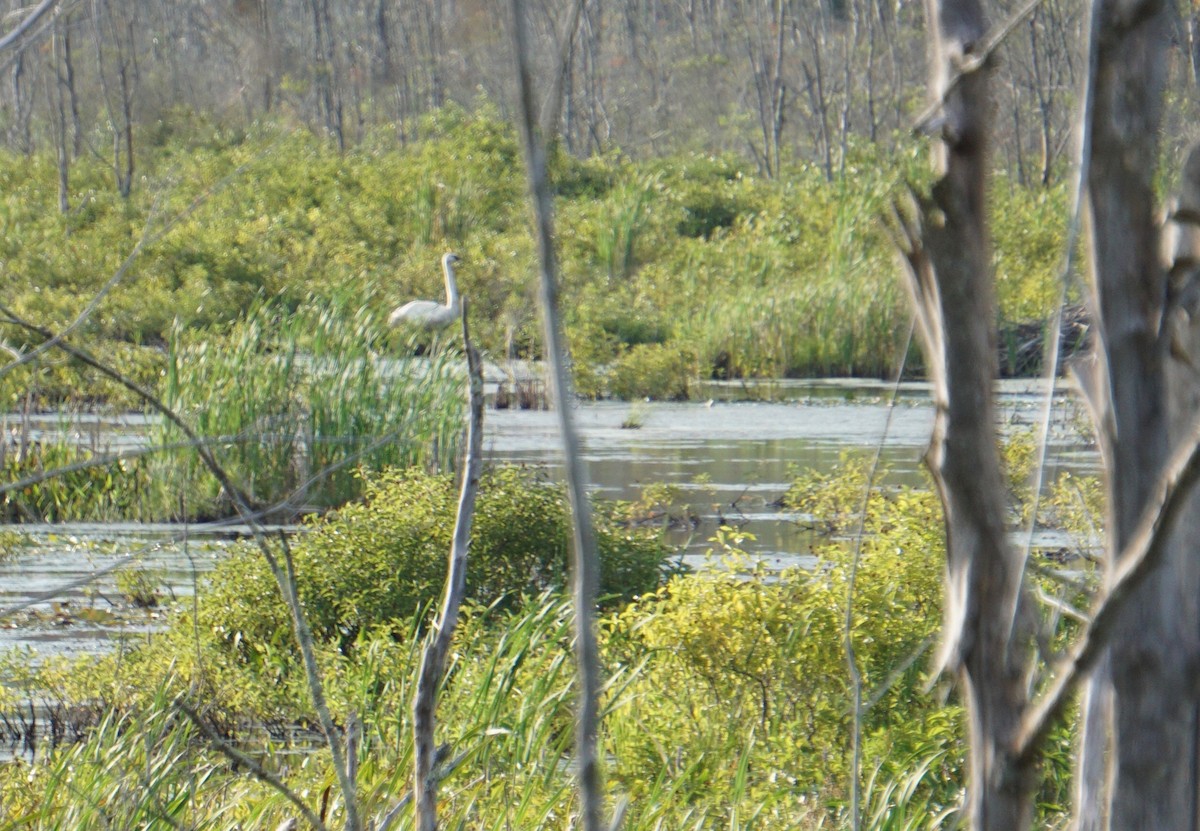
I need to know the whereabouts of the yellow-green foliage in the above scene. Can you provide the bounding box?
[199,466,677,657]
[990,177,1072,324]
[608,343,697,401]
[2,112,1070,408]
[1046,470,1104,539]
[606,461,951,813]
[3,459,1097,828]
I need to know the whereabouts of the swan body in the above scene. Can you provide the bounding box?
[389,252,462,329]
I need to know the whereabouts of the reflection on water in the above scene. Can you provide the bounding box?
[485,399,936,568]
[1,382,1094,659]
[0,531,233,659]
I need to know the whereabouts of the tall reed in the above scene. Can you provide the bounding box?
[157,295,464,519]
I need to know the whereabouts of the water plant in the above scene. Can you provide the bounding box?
[157,295,465,519]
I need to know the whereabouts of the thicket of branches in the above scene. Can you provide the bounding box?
[1,0,1191,187]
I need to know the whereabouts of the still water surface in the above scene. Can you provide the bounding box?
[0,380,1092,658]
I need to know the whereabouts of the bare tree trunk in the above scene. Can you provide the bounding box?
[62,13,81,159]
[258,0,276,113]
[896,0,1039,826]
[8,48,31,155]
[413,307,485,831]
[51,22,71,214]
[893,0,1200,825]
[309,0,344,150]
[91,0,137,198]
[800,30,834,181]
[1080,0,1198,825]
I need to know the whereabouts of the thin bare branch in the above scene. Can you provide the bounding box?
[177,700,329,831]
[413,300,485,831]
[508,2,605,828]
[376,750,470,831]
[278,533,361,831]
[0,0,60,53]
[844,315,915,831]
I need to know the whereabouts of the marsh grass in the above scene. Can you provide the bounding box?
[0,594,912,830]
[1,432,155,522]
[596,176,658,282]
[157,296,464,519]
[0,599,597,830]
[0,684,216,829]
[683,262,905,380]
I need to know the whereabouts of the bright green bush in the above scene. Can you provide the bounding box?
[606,461,950,812]
[202,466,679,655]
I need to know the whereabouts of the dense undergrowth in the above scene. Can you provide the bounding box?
[1,107,1070,411]
[0,454,1095,829]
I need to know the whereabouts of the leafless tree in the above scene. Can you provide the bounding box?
[895,0,1200,825]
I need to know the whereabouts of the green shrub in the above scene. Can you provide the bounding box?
[203,466,679,655]
[605,481,948,809]
[607,343,696,401]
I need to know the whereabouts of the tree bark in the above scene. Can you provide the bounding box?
[1080,0,1196,826]
[897,0,1040,826]
[413,306,485,831]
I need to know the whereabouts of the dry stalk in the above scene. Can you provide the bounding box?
[507,2,606,828]
[412,301,485,831]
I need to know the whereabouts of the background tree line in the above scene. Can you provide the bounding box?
[2,0,1190,192]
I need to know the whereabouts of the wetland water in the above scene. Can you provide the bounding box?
[0,379,1093,659]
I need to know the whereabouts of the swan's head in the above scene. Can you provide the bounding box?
[443,252,461,268]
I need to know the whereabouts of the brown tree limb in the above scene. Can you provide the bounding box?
[900,0,1043,825]
[412,300,485,831]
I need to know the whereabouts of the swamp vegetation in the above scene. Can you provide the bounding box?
[0,450,1099,829]
[0,104,1097,828]
[1,109,1070,412]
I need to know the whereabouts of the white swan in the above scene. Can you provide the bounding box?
[389,252,462,329]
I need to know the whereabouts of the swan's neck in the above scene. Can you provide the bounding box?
[443,260,460,306]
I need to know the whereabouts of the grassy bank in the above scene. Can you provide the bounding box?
[1,109,1070,409]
